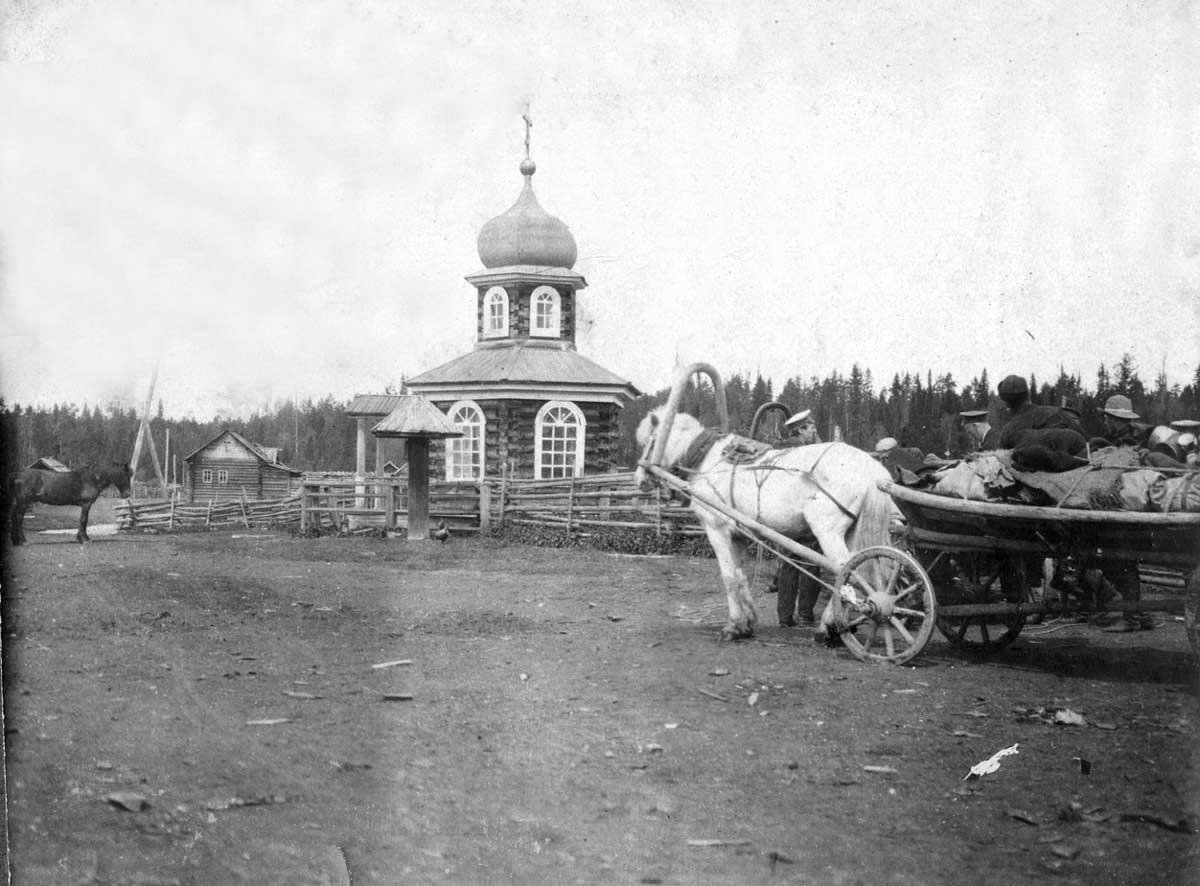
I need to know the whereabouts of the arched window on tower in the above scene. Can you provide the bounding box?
[483,287,509,338]
[445,400,485,480]
[530,286,561,338]
[535,401,584,479]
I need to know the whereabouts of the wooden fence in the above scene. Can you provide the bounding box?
[115,493,302,532]
[114,471,704,537]
[497,471,704,536]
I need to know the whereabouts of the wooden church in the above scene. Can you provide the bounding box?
[400,124,639,480]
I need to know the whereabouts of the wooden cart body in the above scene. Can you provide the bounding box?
[882,479,1200,654]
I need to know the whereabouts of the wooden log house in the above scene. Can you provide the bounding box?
[183,429,303,503]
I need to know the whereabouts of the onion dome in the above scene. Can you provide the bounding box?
[477,157,578,269]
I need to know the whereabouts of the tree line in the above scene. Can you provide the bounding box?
[2,353,1198,481]
[613,354,1200,465]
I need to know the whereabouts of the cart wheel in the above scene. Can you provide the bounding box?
[1185,566,1200,660]
[833,545,937,665]
[925,551,1031,653]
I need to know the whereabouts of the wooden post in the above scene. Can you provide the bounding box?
[566,476,576,535]
[168,490,176,531]
[300,484,309,531]
[239,487,250,529]
[478,481,491,531]
[498,463,508,524]
[384,482,396,532]
[407,437,430,540]
[205,499,213,527]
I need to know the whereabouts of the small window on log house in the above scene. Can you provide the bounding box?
[201,469,213,483]
[446,400,484,480]
[535,401,584,479]
[484,286,509,338]
[530,286,560,338]
[217,469,229,484]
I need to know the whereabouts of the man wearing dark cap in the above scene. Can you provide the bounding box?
[993,374,1085,449]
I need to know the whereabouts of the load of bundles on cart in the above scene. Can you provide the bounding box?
[895,428,1200,513]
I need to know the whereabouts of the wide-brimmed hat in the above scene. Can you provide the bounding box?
[873,437,899,454]
[1102,394,1139,421]
[785,409,813,427]
[1170,419,1200,432]
[959,410,989,423]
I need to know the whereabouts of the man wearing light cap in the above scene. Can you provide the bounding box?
[1081,394,1161,631]
[1093,394,1147,449]
[778,409,820,448]
[958,410,991,454]
[773,408,822,627]
[1171,419,1200,465]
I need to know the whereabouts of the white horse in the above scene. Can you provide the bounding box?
[635,407,897,641]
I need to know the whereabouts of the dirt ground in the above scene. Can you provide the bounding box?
[2,502,1198,886]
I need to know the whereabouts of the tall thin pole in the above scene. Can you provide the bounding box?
[130,364,168,497]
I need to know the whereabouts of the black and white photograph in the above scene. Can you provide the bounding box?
[1,1,1198,883]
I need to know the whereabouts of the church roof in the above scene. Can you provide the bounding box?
[346,394,406,418]
[476,157,578,270]
[406,342,639,401]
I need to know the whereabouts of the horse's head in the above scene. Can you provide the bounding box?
[633,409,662,491]
[634,407,706,491]
[109,463,134,498]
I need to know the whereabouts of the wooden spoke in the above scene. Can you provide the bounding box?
[889,617,916,644]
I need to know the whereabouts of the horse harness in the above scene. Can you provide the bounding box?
[667,432,857,521]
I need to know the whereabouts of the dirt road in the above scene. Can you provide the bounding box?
[2,515,1197,884]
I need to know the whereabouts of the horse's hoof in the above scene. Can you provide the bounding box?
[720,625,754,642]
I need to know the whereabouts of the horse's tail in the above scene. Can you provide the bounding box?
[848,477,893,555]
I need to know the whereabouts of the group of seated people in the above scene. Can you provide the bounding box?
[872,375,1198,478]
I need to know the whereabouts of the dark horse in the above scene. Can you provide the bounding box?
[9,463,133,545]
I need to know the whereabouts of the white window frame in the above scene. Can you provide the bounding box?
[530,286,560,338]
[534,400,585,479]
[483,286,509,338]
[217,469,229,484]
[445,400,485,480]
[201,468,213,483]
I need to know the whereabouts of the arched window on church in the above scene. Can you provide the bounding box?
[530,286,560,338]
[535,401,584,479]
[445,400,484,480]
[483,287,509,338]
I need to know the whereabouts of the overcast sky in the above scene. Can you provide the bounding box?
[2,0,1197,420]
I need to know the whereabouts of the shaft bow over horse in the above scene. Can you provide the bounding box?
[9,463,133,545]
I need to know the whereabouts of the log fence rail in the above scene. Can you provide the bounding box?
[114,471,703,537]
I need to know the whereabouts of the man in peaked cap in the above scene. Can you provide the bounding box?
[958,409,992,455]
[773,408,823,627]
[778,409,820,448]
[993,373,1085,449]
[1170,419,1200,465]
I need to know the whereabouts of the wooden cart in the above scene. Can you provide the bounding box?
[882,479,1200,657]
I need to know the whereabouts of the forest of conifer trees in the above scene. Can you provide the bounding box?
[2,354,1197,482]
